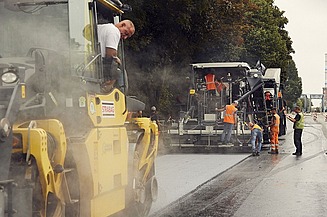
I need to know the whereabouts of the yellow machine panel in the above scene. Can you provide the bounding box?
[86,127,128,216]
[87,89,127,127]
[82,128,129,193]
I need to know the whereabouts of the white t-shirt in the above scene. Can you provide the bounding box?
[97,23,120,57]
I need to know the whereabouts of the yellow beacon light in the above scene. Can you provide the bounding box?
[21,84,26,99]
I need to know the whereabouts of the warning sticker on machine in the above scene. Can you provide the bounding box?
[102,101,115,118]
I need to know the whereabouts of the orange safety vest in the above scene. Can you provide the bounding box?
[205,74,216,91]
[271,113,280,132]
[224,105,237,124]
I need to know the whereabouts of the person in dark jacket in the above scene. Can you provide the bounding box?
[287,106,304,156]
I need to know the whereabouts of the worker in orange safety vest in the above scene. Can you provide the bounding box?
[205,73,216,96]
[269,107,280,154]
[216,101,238,144]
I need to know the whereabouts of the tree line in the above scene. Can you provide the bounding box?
[123,0,302,118]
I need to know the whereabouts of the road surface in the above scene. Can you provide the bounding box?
[150,113,327,217]
[149,153,249,215]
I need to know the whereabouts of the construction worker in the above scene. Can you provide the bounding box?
[97,20,135,92]
[269,108,280,154]
[215,78,226,96]
[216,101,238,144]
[150,106,160,130]
[205,73,216,96]
[287,106,304,156]
[265,91,272,109]
[248,122,263,156]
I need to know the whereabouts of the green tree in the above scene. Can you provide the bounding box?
[242,0,294,67]
[122,0,301,118]
[283,60,302,107]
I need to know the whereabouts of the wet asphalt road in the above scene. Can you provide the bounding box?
[151,113,327,217]
[149,154,249,215]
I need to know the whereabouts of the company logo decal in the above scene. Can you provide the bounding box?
[102,101,115,118]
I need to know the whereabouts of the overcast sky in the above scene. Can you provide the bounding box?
[274,0,327,97]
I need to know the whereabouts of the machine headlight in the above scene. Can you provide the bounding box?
[1,71,18,84]
[0,118,11,140]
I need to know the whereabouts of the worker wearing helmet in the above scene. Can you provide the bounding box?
[269,108,280,154]
[150,106,160,130]
[216,101,238,144]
